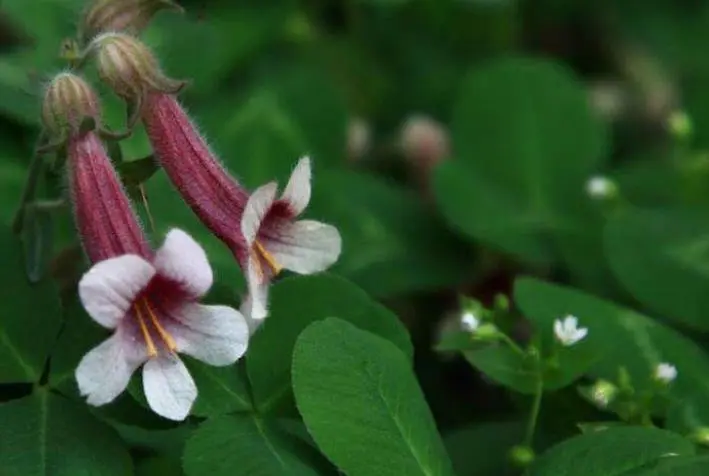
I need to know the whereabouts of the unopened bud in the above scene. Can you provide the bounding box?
[508,445,535,467]
[42,72,100,137]
[690,427,709,447]
[667,110,692,140]
[347,117,371,162]
[590,379,617,408]
[90,32,184,103]
[585,175,618,201]
[400,114,450,171]
[80,0,183,44]
[473,323,500,341]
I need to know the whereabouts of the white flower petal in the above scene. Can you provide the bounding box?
[79,255,155,329]
[154,229,213,298]
[75,330,148,406]
[240,256,270,330]
[142,354,196,421]
[166,303,249,366]
[263,220,341,274]
[281,156,311,216]
[553,319,564,340]
[241,182,278,245]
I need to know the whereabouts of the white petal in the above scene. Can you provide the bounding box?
[263,220,341,274]
[79,255,155,329]
[574,328,588,343]
[553,319,564,340]
[241,182,278,245]
[564,315,578,331]
[281,156,311,216]
[166,304,249,366]
[241,256,270,329]
[142,354,197,421]
[153,229,213,298]
[75,330,147,406]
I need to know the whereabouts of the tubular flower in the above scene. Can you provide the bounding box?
[46,73,249,421]
[91,33,341,326]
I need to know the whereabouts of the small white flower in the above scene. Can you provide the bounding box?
[553,315,588,347]
[460,312,479,333]
[585,176,616,200]
[654,362,677,384]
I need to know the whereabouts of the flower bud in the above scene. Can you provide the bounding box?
[690,427,709,447]
[590,379,618,408]
[90,32,184,103]
[400,114,450,171]
[346,117,371,163]
[508,445,535,467]
[42,72,100,138]
[585,175,618,201]
[667,110,692,141]
[80,0,183,44]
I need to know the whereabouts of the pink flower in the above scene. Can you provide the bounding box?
[48,72,249,421]
[90,33,342,326]
[76,229,249,421]
[240,157,341,323]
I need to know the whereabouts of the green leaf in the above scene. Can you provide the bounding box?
[182,414,325,476]
[184,359,252,417]
[292,318,455,476]
[136,456,184,476]
[0,226,62,383]
[514,277,709,399]
[444,421,526,476]
[436,56,608,264]
[632,455,709,475]
[604,207,709,331]
[247,273,412,413]
[528,426,694,475]
[117,155,159,187]
[0,390,132,476]
[311,170,473,297]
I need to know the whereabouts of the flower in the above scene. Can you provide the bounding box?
[460,311,479,333]
[92,34,341,326]
[553,315,588,347]
[42,72,100,139]
[76,229,249,421]
[240,157,341,324]
[654,362,677,384]
[585,175,617,200]
[51,74,250,420]
[400,114,450,169]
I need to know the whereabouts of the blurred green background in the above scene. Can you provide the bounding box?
[5,0,709,474]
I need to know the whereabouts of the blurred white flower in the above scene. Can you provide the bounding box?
[585,176,617,200]
[460,311,479,333]
[654,362,677,384]
[554,315,588,347]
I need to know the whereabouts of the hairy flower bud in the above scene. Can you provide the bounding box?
[80,0,183,44]
[90,32,184,104]
[42,72,100,138]
[400,114,450,171]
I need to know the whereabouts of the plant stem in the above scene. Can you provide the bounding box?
[12,135,47,234]
[524,361,544,447]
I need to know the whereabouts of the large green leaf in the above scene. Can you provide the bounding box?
[514,277,709,399]
[528,426,694,475]
[604,207,709,331]
[0,390,132,476]
[182,414,325,476]
[633,455,709,475]
[292,318,455,476]
[311,169,474,297]
[247,273,412,413]
[0,226,62,383]
[436,56,608,265]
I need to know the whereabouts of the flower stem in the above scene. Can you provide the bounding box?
[524,360,544,447]
[12,135,48,235]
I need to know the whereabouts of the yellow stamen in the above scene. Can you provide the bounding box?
[142,299,178,353]
[133,303,158,358]
[254,241,282,276]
